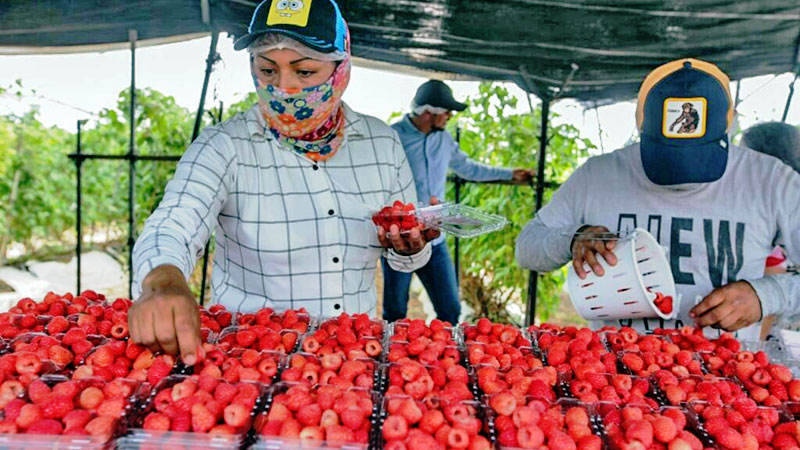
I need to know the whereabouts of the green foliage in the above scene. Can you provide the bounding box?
[0,81,258,296]
[223,92,259,120]
[0,108,75,250]
[0,78,596,321]
[0,84,201,261]
[446,83,594,324]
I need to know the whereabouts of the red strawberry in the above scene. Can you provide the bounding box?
[147,357,173,385]
[224,403,250,428]
[654,416,678,443]
[42,396,74,419]
[143,412,171,431]
[27,418,63,434]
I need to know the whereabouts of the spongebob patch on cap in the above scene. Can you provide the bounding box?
[267,0,312,27]
[662,97,707,139]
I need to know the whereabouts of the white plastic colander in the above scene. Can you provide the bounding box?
[566,228,678,321]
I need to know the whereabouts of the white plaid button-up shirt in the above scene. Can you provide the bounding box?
[132,103,431,316]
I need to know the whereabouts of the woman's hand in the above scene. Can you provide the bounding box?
[377,197,441,255]
[128,265,204,365]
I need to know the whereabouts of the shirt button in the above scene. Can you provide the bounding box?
[312,164,319,171]
[328,209,335,216]
[333,257,339,263]
[334,303,341,310]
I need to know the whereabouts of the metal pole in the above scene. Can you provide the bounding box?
[75,120,85,294]
[199,104,223,306]
[782,74,798,122]
[194,33,220,306]
[526,98,551,327]
[127,30,137,300]
[453,127,461,283]
[192,32,219,141]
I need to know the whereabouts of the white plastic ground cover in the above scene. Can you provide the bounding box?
[567,228,677,322]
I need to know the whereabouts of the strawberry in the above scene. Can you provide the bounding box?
[191,404,215,433]
[85,415,115,437]
[654,416,678,443]
[715,427,744,450]
[78,387,104,410]
[15,403,43,429]
[223,403,250,428]
[42,396,74,420]
[27,418,63,434]
[143,412,170,431]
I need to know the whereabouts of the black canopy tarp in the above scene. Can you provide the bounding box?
[1,0,799,103]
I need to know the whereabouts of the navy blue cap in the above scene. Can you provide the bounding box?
[234,0,348,54]
[637,59,734,185]
[413,80,467,112]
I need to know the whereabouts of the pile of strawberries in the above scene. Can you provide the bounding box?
[280,352,376,390]
[1,291,800,450]
[490,397,602,450]
[387,319,459,363]
[141,375,261,434]
[464,319,540,370]
[186,345,282,385]
[602,406,706,450]
[216,326,299,354]
[568,372,656,408]
[372,201,420,231]
[653,372,747,406]
[0,376,139,438]
[258,383,374,445]
[300,314,383,359]
[536,327,619,378]
[620,349,705,378]
[384,359,474,404]
[689,401,795,450]
[382,397,491,450]
[475,365,558,402]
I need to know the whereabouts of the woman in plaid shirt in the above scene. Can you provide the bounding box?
[128,0,438,364]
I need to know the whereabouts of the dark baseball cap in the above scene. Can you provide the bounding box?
[234,0,348,54]
[412,80,468,112]
[636,59,734,185]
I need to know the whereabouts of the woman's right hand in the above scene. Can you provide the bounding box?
[128,265,203,365]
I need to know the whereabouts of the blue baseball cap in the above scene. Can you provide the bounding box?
[234,0,348,54]
[636,59,735,185]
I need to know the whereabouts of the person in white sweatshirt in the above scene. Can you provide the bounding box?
[515,59,800,341]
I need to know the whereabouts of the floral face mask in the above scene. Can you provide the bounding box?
[255,57,351,162]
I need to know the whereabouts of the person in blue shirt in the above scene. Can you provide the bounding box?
[385,80,534,325]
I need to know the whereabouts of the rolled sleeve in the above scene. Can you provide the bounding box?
[748,274,800,319]
[384,244,433,272]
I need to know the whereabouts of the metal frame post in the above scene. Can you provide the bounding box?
[453,127,461,283]
[782,74,798,122]
[526,98,551,327]
[75,119,86,294]
[198,103,224,306]
[127,30,138,300]
[195,33,220,306]
[785,32,800,122]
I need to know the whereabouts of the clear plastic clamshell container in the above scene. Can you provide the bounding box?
[416,203,508,238]
[371,203,508,238]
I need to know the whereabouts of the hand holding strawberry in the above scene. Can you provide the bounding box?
[375,198,441,256]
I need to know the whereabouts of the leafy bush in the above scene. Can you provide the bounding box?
[0,81,594,321]
[445,83,594,324]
